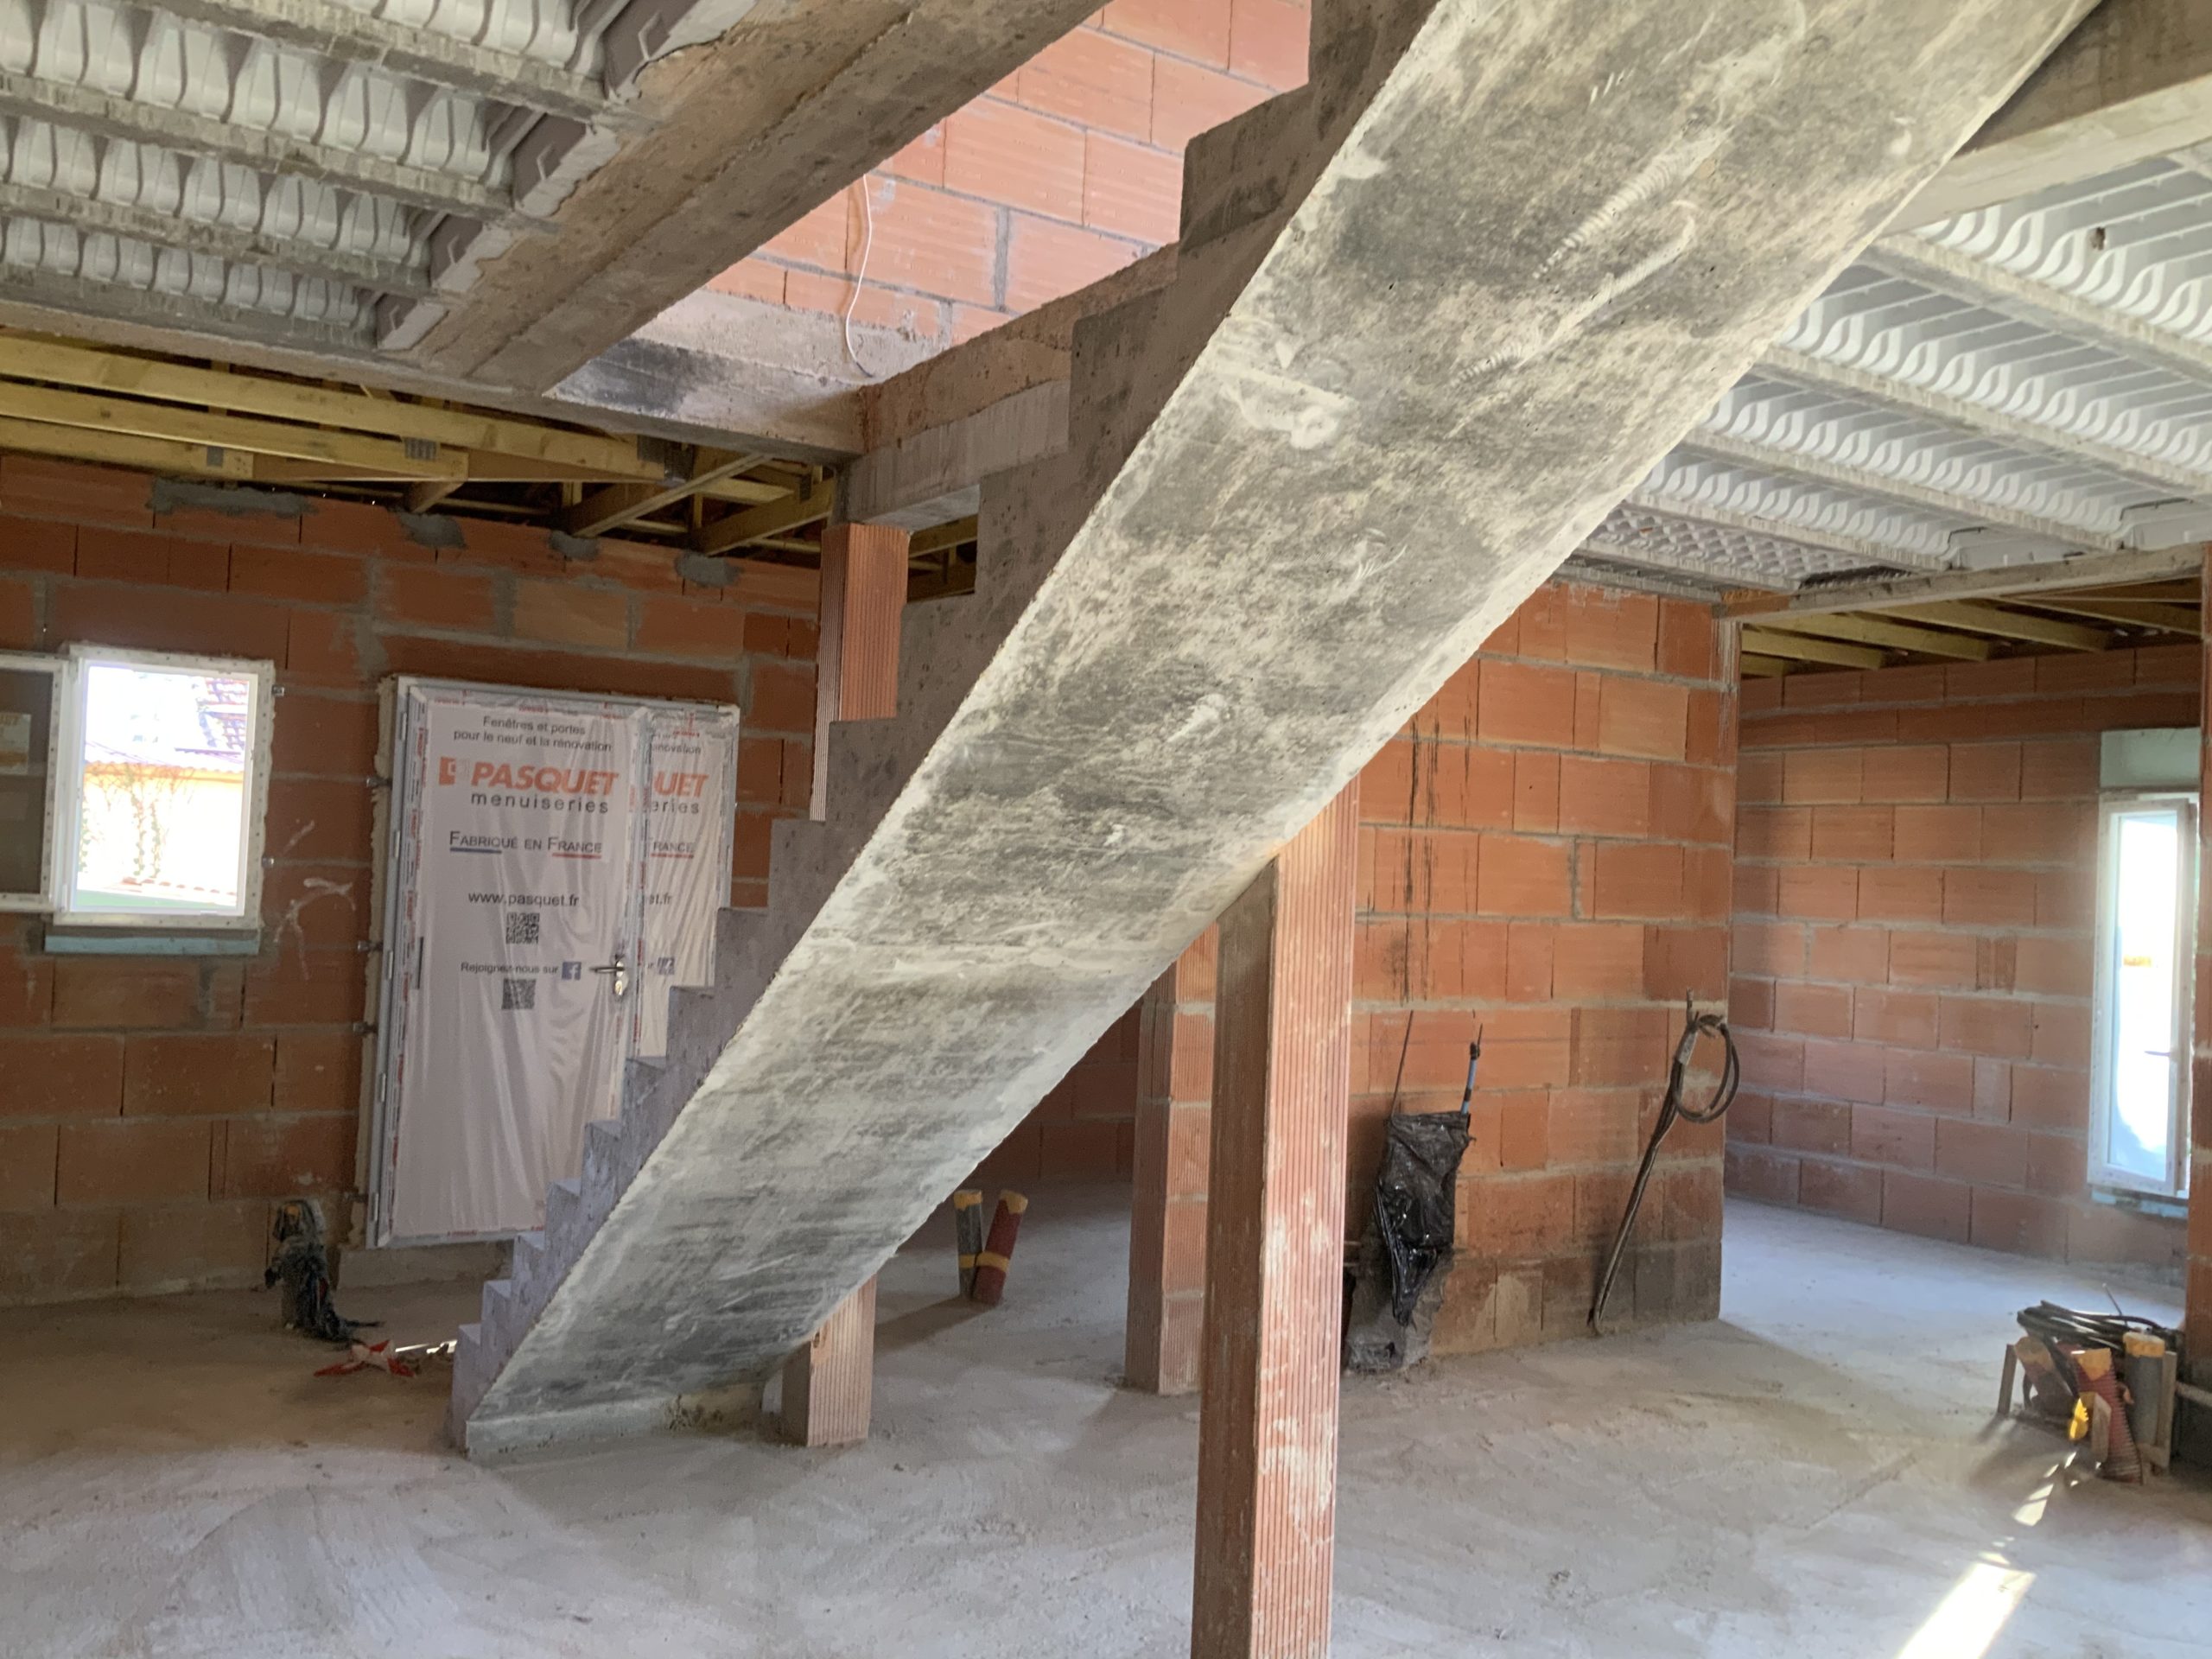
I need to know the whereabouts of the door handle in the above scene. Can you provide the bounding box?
[590,952,628,1001]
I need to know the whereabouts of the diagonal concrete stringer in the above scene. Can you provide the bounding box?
[449,0,2098,1453]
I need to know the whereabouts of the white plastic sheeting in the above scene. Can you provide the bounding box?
[373,679,735,1245]
[631,702,738,1060]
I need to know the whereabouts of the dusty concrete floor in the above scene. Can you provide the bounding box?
[2,1192,2207,1657]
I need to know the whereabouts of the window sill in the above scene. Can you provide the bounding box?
[42,928,262,957]
[2088,1186,2187,1222]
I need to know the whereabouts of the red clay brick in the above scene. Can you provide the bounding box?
[1935,1117,2030,1189]
[1936,995,2034,1059]
[122,1033,275,1117]
[1802,1036,1885,1103]
[1725,1144,1800,1204]
[0,1121,58,1209]
[1809,804,1892,861]
[241,954,365,1027]
[1971,1188,2070,1256]
[214,1114,354,1198]
[1947,741,2022,802]
[270,694,378,779]
[1893,804,1981,862]
[1556,755,1650,837]
[2009,1064,2088,1132]
[1854,867,1942,923]
[1885,1047,1974,1113]
[50,963,202,1030]
[1854,988,1936,1048]
[1737,806,1812,861]
[0,512,78,573]
[512,581,628,651]
[1590,842,1683,920]
[0,944,54,1026]
[1477,836,1570,918]
[227,545,366,606]
[1150,53,1268,149]
[48,582,289,661]
[1808,925,1891,983]
[948,98,1087,221]
[1882,1169,1970,1243]
[57,1116,211,1204]
[1852,1103,1936,1170]
[1799,1156,1882,1223]
[1774,983,1853,1039]
[1084,130,1184,244]
[1783,747,1862,804]
[1888,930,1977,989]
[378,564,500,632]
[1595,677,1688,761]
[285,609,362,685]
[1020,26,1154,141]
[1776,866,1857,922]
[1105,0,1232,65]
[1229,0,1308,87]
[274,1030,361,1115]
[1771,1096,1852,1156]
[1942,868,2037,929]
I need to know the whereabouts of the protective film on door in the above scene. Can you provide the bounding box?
[376,683,649,1244]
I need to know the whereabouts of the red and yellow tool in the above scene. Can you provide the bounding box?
[969,1192,1028,1306]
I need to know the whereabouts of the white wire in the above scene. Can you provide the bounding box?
[842,176,878,378]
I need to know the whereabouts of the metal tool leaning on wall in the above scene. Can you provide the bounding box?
[1588,998,1740,1332]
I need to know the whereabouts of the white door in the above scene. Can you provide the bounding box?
[371,680,736,1245]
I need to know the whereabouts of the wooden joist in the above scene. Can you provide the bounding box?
[1726,545,2203,618]
[1884,600,2113,652]
[562,450,771,537]
[1751,610,1993,662]
[2016,596,2202,635]
[693,477,833,556]
[1740,654,1794,678]
[1739,627,1887,669]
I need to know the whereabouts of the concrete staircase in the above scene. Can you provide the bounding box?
[448,0,2094,1453]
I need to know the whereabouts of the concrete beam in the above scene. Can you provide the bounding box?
[846,381,1070,530]
[404,0,1103,393]
[1901,0,2212,225]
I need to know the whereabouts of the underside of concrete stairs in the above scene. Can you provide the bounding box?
[449,0,2098,1454]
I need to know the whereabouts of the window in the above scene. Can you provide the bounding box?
[0,646,274,931]
[2088,792,2196,1198]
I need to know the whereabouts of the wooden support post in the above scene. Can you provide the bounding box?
[1191,784,1357,1659]
[780,1276,878,1447]
[811,521,909,819]
[1126,928,1217,1395]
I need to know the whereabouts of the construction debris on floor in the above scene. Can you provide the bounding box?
[2000,1300,2185,1479]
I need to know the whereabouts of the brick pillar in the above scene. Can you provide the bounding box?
[1126,926,1217,1394]
[812,522,908,817]
[779,521,906,1443]
[1191,784,1357,1659]
[781,1276,878,1446]
[2188,550,2212,1464]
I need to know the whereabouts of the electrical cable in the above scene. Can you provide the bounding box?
[842,176,879,377]
[1588,996,1739,1331]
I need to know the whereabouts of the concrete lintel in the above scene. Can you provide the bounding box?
[1899,0,2212,225]
[407,0,1103,392]
[846,380,1070,530]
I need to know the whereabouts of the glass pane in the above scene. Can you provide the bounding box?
[0,664,54,898]
[2105,807,2180,1184]
[71,662,254,917]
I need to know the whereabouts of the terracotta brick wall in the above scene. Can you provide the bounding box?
[976,1001,1143,1185]
[710,0,1309,354]
[1127,581,1738,1372]
[1356,584,1737,1351]
[1726,647,2198,1278]
[0,456,820,1304]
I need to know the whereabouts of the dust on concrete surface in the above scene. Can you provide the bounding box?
[2,1192,2207,1657]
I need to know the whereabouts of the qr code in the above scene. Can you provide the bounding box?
[505,911,541,946]
[501,977,537,1012]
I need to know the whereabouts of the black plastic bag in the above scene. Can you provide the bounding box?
[1374,1110,1471,1324]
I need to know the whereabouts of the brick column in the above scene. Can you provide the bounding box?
[779,521,906,1442]
[1125,927,1217,1394]
[781,1275,878,1446]
[2189,550,2212,1464]
[811,522,908,817]
[1191,784,1357,1659]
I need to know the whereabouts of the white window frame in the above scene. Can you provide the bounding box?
[46,645,276,932]
[0,651,67,912]
[2087,790,2196,1199]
